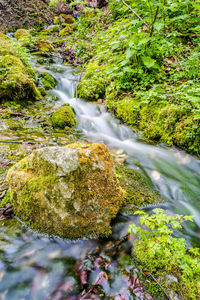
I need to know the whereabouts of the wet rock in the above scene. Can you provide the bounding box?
[51,104,76,129]
[7,143,125,238]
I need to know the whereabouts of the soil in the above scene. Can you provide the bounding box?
[0,0,69,32]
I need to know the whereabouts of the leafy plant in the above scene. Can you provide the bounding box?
[128,209,200,299]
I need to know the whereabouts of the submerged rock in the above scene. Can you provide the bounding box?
[7,143,124,238]
[52,104,76,128]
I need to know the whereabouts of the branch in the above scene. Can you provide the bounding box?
[120,0,149,29]
[147,272,171,300]
[150,5,159,37]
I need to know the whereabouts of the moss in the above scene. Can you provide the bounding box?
[115,163,164,212]
[51,104,77,128]
[7,143,125,239]
[77,77,106,101]
[0,55,41,102]
[59,25,73,36]
[35,40,55,52]
[0,33,14,56]
[60,14,75,24]
[38,87,47,96]
[41,72,57,90]
[54,16,60,25]
[1,191,11,206]
[106,83,200,154]
[14,29,30,40]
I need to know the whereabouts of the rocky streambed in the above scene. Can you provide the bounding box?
[0,26,200,299]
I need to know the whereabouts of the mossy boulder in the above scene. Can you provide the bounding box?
[60,14,75,24]
[15,29,30,40]
[52,105,76,128]
[59,25,73,36]
[77,77,106,101]
[0,55,41,102]
[35,40,55,52]
[41,72,57,90]
[7,143,125,239]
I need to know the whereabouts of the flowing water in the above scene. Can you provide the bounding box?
[0,61,200,299]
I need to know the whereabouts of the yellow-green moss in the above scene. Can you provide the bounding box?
[60,14,75,24]
[51,104,76,128]
[14,29,30,40]
[35,40,55,52]
[0,55,41,102]
[59,25,73,36]
[54,16,60,25]
[0,33,14,56]
[7,143,125,239]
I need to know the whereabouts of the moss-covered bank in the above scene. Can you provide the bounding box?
[63,1,200,155]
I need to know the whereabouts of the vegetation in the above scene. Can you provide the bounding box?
[63,0,200,154]
[128,209,200,299]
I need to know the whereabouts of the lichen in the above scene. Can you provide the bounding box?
[51,104,77,128]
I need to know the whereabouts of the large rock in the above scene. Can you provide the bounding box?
[7,143,124,239]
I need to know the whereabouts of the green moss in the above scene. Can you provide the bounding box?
[14,29,30,40]
[51,104,76,128]
[0,33,14,56]
[1,191,11,206]
[0,55,41,102]
[35,40,55,52]
[60,14,75,24]
[41,72,56,90]
[106,83,200,154]
[38,87,47,96]
[59,25,73,36]
[54,16,60,25]
[115,163,164,212]
[7,143,124,239]
[77,77,106,101]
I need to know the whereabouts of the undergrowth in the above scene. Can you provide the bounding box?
[62,0,200,154]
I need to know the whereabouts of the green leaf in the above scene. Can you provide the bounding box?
[141,56,156,68]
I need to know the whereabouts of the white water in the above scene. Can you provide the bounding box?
[53,65,200,238]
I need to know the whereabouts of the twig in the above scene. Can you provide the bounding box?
[120,0,149,29]
[147,272,171,300]
[150,5,159,37]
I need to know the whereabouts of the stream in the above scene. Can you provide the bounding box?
[0,61,200,300]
